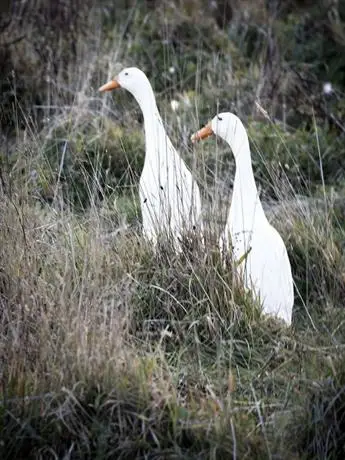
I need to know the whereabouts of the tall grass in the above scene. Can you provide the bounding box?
[1,2,345,458]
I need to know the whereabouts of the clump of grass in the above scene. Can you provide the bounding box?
[2,146,345,457]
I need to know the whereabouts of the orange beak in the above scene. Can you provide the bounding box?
[98,78,121,92]
[191,122,214,143]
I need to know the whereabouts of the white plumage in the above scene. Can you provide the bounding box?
[99,67,202,250]
[192,112,294,325]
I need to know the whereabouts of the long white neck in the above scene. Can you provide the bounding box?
[226,124,267,232]
[130,83,167,166]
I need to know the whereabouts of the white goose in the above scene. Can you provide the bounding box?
[99,67,202,251]
[191,112,294,325]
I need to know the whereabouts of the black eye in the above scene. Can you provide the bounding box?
[124,72,129,76]
[217,116,223,121]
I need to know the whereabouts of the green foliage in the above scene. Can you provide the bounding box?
[288,212,345,323]
[0,380,272,459]
[248,120,345,197]
[290,371,345,459]
[35,117,144,209]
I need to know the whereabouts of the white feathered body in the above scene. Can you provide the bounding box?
[217,113,294,324]
[100,67,203,251]
[222,215,294,325]
[139,115,202,247]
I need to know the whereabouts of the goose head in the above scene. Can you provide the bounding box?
[191,112,248,159]
[98,67,151,99]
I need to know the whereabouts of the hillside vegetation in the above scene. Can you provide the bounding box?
[1,1,345,458]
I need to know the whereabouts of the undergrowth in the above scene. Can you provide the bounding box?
[1,1,345,458]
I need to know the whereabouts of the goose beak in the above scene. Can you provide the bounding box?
[98,78,121,92]
[191,122,213,143]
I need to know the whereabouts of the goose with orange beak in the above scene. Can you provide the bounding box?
[99,67,203,251]
[192,112,294,325]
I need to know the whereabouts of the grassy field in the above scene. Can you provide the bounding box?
[1,1,345,458]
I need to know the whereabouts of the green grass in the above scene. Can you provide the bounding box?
[1,1,345,458]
